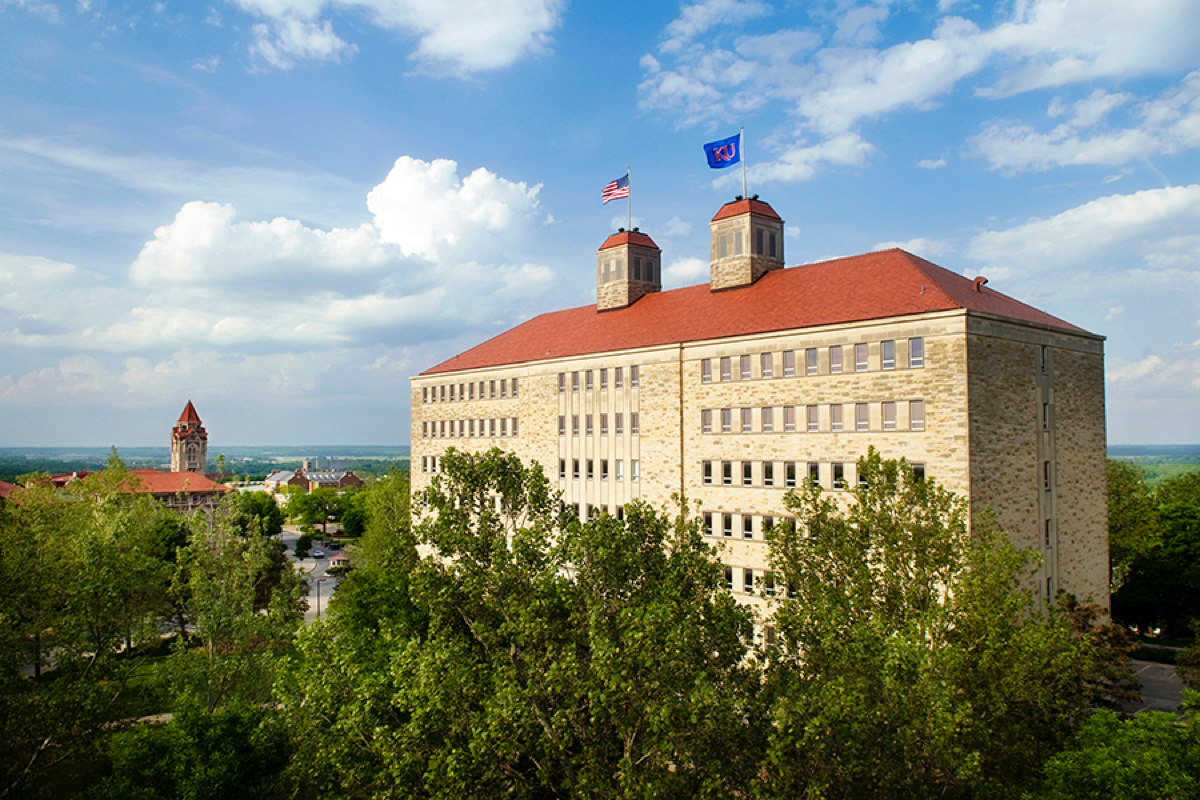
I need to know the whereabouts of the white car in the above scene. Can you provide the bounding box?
[312,549,326,559]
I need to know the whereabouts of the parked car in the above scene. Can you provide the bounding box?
[312,550,326,559]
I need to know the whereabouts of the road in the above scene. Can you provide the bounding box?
[279,525,343,624]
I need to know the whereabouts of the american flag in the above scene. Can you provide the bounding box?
[601,173,630,204]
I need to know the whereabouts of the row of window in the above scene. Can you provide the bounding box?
[559,412,639,437]
[559,365,640,392]
[715,226,778,260]
[422,378,518,404]
[702,401,925,434]
[723,565,782,597]
[701,338,923,383]
[701,459,927,490]
[421,418,519,438]
[601,255,659,284]
[558,458,641,482]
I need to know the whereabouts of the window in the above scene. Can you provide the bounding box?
[734,229,744,255]
[910,400,925,431]
[743,461,753,486]
[808,462,820,487]
[764,572,776,597]
[855,343,869,372]
[763,461,775,487]
[616,413,624,434]
[785,462,797,488]
[761,352,773,378]
[882,401,896,431]
[856,403,869,432]
[762,406,774,433]
[490,380,497,398]
[460,420,467,436]
[500,418,507,436]
[422,421,428,438]
[448,384,455,402]
[741,407,752,433]
[808,405,820,432]
[559,459,566,478]
[631,460,639,481]
[1042,403,1050,430]
[881,340,895,370]
[600,368,608,389]
[783,405,796,432]
[912,463,926,482]
[703,461,713,485]
[740,354,751,380]
[512,417,518,435]
[723,514,733,538]
[1044,461,1052,491]
[500,379,507,398]
[439,421,445,437]
[806,347,818,376]
[586,414,593,435]
[718,233,728,258]
[1045,519,1052,548]
[763,517,774,537]
[615,367,624,388]
[559,416,565,436]
[704,512,714,536]
[572,459,580,479]
[422,387,428,403]
[702,358,712,383]
[631,413,639,434]
[743,568,754,594]
[440,385,446,401]
[721,408,732,433]
[720,356,732,382]
[1040,344,1048,374]
[587,459,594,479]
[469,419,475,436]
[757,228,764,254]
[586,370,593,390]
[616,505,625,521]
[616,460,624,480]
[830,404,843,432]
[722,461,733,486]
[469,383,475,400]
[783,350,795,377]
[702,409,712,434]
[571,372,579,391]
[833,463,846,489]
[633,257,641,281]
[421,456,428,473]
[631,365,640,387]
[769,232,777,258]
[479,381,486,398]
[910,338,924,368]
[724,566,734,591]
[601,413,609,435]
[829,345,842,374]
[572,415,579,436]
[743,516,754,539]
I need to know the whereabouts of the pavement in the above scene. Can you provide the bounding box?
[1123,659,1189,714]
[279,525,344,624]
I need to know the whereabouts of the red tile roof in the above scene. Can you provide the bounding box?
[599,230,659,250]
[178,400,202,424]
[712,197,782,222]
[0,479,18,500]
[422,248,1092,376]
[125,470,230,494]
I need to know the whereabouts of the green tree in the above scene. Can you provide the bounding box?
[281,448,760,799]
[1107,460,1160,590]
[227,490,285,538]
[1112,501,1200,637]
[758,448,1101,799]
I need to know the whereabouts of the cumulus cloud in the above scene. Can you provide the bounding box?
[872,238,956,258]
[918,157,947,169]
[663,257,709,287]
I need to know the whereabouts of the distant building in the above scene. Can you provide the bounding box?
[170,401,208,474]
[50,469,231,513]
[411,195,1109,610]
[265,469,363,494]
[302,457,352,472]
[0,479,18,503]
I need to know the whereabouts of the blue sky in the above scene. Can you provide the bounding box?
[2,0,1199,447]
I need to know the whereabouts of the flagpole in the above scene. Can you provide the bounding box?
[741,127,747,198]
[627,165,632,231]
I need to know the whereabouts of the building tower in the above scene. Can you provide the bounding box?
[709,195,785,291]
[596,228,661,311]
[170,400,208,474]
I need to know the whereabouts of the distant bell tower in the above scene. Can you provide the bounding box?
[596,228,661,311]
[170,400,208,474]
[709,195,784,291]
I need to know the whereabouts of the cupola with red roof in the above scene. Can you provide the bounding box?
[709,195,784,291]
[170,400,208,474]
[596,227,661,311]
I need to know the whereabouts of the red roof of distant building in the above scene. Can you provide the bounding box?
[126,470,230,494]
[422,248,1093,376]
[712,197,782,222]
[0,479,18,500]
[599,230,659,250]
[178,401,202,425]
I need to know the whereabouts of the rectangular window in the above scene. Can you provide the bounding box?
[449,384,455,402]
[460,420,466,436]
[1045,519,1052,548]
[741,407,752,433]
[601,413,609,435]
[615,367,624,388]
[757,228,764,255]
[855,342,868,372]
[722,461,733,486]
[882,401,896,431]
[720,357,731,382]
[743,516,754,540]
[1044,461,1052,491]
[808,462,820,487]
[500,418,507,436]
[830,404,843,432]
[912,463,926,482]
[616,460,624,480]
[764,572,776,597]
[806,347,818,376]
[910,400,925,431]
[587,459,594,479]
[559,415,565,436]
[439,421,445,437]
[744,568,754,593]
[633,257,642,281]
[783,350,795,377]
[703,461,713,485]
[769,232,777,257]
[882,340,895,370]
[763,517,774,536]
[734,229,744,255]
[910,338,924,368]
[829,345,842,374]
[631,412,639,434]
[600,368,608,389]
[721,408,732,433]
[833,463,845,489]
[785,462,797,488]
[586,414,593,435]
[723,514,733,538]
[489,419,496,436]
[856,403,869,432]
[740,354,751,380]
[763,461,775,487]
[616,413,624,434]
[573,459,580,479]
[784,405,796,432]
[718,233,728,259]
[761,352,773,378]
[559,459,566,479]
[572,415,579,436]
[743,461,753,486]
[631,460,639,481]
[702,409,712,434]
[479,381,486,398]
[421,456,428,473]
[422,387,428,403]
[702,358,712,383]
[1042,403,1050,430]
[500,380,507,398]
[631,365,639,387]
[571,372,579,391]
[469,420,475,436]
[762,406,774,433]
[586,370,593,390]
[440,385,446,401]
[808,405,820,432]
[422,421,428,438]
[469,383,475,400]
[704,512,713,536]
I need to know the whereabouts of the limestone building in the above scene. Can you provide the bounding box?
[410,197,1108,608]
[170,400,208,474]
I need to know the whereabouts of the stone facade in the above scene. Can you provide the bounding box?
[170,400,208,474]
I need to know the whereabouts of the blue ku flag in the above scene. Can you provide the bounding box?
[703,133,741,169]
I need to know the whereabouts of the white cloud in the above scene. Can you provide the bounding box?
[1105,305,1125,320]
[664,216,692,236]
[1107,353,1200,389]
[191,55,220,71]
[663,256,709,286]
[918,157,947,169]
[660,0,770,53]
[872,238,956,258]
[738,132,876,185]
[233,0,563,74]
